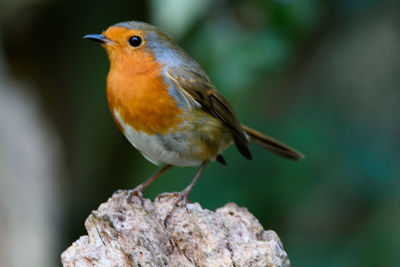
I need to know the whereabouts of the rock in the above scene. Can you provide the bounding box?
[61,190,290,267]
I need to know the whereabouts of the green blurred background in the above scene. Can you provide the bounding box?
[0,0,399,266]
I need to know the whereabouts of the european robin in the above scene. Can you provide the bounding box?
[84,21,303,210]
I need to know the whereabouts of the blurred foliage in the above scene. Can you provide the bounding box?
[1,0,399,266]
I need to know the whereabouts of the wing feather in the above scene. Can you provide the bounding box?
[166,66,251,159]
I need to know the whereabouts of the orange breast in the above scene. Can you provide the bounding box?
[106,46,183,135]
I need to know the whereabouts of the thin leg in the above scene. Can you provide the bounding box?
[180,161,208,202]
[129,164,172,202]
[159,161,209,225]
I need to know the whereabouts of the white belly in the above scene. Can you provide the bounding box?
[114,109,205,167]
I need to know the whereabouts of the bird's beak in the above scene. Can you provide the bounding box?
[83,34,111,44]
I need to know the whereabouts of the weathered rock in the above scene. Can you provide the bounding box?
[62,190,290,267]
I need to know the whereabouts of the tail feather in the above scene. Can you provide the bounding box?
[242,125,304,161]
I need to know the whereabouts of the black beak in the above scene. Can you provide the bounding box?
[83,34,110,44]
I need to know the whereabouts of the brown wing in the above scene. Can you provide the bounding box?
[166,65,251,159]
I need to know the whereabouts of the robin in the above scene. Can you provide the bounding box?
[84,21,303,208]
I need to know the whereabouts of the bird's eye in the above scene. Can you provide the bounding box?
[128,36,142,47]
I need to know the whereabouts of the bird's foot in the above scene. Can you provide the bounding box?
[128,185,144,204]
[155,191,184,201]
[157,189,192,226]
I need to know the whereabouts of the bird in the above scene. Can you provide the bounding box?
[83,21,303,210]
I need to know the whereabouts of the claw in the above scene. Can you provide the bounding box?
[162,161,209,226]
[161,190,192,226]
[126,165,173,205]
[156,192,186,226]
[156,192,180,201]
[128,185,144,204]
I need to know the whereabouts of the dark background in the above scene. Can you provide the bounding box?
[0,0,399,266]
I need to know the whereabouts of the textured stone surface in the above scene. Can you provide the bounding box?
[62,190,290,267]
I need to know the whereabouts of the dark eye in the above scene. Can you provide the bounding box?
[128,36,142,47]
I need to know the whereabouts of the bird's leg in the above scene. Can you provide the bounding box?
[129,164,172,203]
[158,161,208,225]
